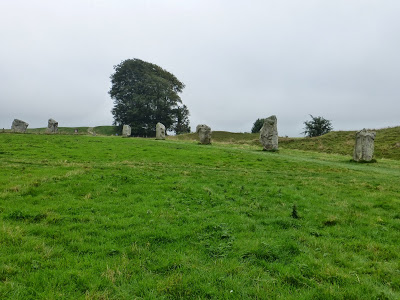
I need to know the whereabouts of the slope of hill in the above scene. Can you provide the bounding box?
[281,127,400,160]
[25,126,120,135]
[171,127,400,160]
[13,125,400,160]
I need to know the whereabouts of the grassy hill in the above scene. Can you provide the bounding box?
[0,133,399,299]
[281,127,400,160]
[24,126,120,136]
[6,124,400,160]
[171,126,400,160]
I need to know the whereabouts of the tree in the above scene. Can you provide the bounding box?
[251,118,265,133]
[173,104,191,134]
[109,58,190,136]
[302,115,333,137]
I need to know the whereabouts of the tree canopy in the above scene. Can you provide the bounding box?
[302,115,333,137]
[109,58,190,136]
[251,118,266,133]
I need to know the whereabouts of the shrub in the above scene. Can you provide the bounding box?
[302,115,333,137]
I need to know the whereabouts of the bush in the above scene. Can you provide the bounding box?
[302,115,333,137]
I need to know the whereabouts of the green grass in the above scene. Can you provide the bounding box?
[20,124,400,160]
[280,127,400,160]
[172,126,400,160]
[1,133,400,299]
[24,126,120,135]
[171,131,258,145]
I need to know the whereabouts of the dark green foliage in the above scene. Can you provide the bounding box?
[302,115,333,137]
[109,58,190,136]
[251,118,265,133]
[173,104,191,134]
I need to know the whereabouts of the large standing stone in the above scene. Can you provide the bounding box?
[11,119,29,133]
[156,122,166,140]
[353,129,376,162]
[196,124,211,144]
[259,115,278,151]
[122,125,131,137]
[46,118,58,133]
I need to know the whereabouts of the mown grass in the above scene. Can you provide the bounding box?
[1,133,400,299]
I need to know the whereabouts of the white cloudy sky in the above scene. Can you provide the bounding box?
[1,0,399,136]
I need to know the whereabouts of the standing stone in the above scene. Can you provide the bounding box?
[11,119,29,133]
[156,122,166,140]
[46,118,58,133]
[353,129,376,162]
[87,127,97,136]
[122,125,131,137]
[196,124,211,144]
[259,115,278,151]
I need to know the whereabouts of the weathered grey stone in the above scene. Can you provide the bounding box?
[259,115,278,151]
[196,124,211,144]
[46,118,58,133]
[87,127,97,136]
[156,122,166,140]
[353,129,376,162]
[11,119,29,133]
[122,125,131,137]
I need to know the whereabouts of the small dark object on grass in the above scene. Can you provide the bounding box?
[291,204,300,219]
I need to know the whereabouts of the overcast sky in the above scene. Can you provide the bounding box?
[1,0,399,137]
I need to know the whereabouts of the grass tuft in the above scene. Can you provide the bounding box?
[291,204,300,219]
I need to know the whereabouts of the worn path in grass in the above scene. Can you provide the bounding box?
[0,134,399,299]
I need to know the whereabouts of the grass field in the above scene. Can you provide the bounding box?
[23,126,120,136]
[19,124,400,160]
[1,133,400,299]
[172,126,400,160]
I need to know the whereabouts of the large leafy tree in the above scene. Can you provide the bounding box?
[302,115,333,137]
[109,58,190,136]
